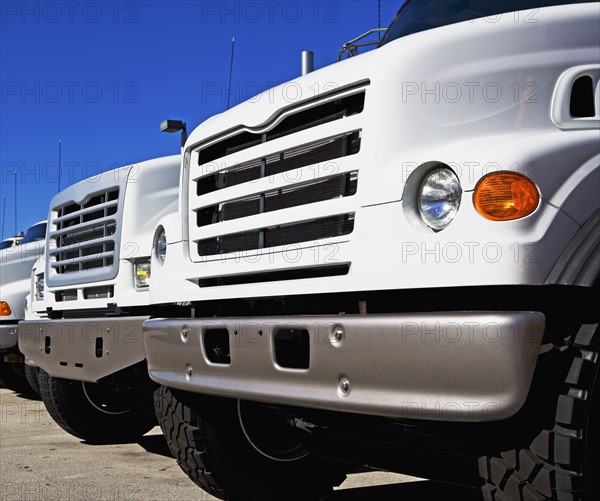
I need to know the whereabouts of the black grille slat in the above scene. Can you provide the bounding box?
[196,213,355,257]
[266,135,346,177]
[197,132,360,196]
[197,92,365,166]
[265,214,354,248]
[265,175,354,212]
[222,197,261,222]
[61,226,107,246]
[197,173,357,228]
[198,230,258,256]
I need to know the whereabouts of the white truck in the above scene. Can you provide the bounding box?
[19,155,180,443]
[140,1,599,500]
[0,220,47,394]
[0,234,23,251]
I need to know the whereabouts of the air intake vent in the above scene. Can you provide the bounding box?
[551,65,599,130]
[570,75,596,118]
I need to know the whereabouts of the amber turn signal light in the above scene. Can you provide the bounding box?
[474,172,540,221]
[0,301,12,316]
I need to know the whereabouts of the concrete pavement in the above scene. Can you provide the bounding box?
[0,386,481,500]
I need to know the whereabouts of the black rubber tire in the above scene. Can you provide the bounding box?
[24,365,41,396]
[0,359,36,395]
[39,369,157,444]
[479,322,599,500]
[154,385,347,501]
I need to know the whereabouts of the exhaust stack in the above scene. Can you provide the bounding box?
[301,51,314,75]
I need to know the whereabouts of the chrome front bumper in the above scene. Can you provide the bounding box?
[18,317,148,382]
[0,324,19,350]
[144,312,545,422]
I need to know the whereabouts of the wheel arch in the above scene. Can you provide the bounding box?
[546,209,600,287]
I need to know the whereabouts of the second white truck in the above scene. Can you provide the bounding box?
[19,154,180,443]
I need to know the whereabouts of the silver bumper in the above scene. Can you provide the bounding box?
[144,312,545,422]
[18,317,148,382]
[0,324,19,350]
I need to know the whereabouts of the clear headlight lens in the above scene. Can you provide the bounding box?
[418,168,462,231]
[35,274,45,301]
[155,228,167,264]
[134,261,151,288]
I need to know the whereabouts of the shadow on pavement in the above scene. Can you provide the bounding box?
[137,433,175,458]
[332,480,482,500]
[0,379,41,400]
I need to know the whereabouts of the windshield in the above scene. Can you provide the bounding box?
[381,0,598,45]
[20,223,47,245]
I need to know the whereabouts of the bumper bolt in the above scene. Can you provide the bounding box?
[333,327,344,342]
[185,365,193,380]
[339,377,350,395]
[181,327,189,342]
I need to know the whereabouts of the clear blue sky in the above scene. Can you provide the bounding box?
[0,0,400,239]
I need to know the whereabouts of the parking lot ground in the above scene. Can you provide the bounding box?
[1,386,482,500]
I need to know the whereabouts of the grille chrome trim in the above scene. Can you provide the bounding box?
[47,187,121,287]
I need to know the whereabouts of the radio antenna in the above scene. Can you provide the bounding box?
[226,36,235,110]
[58,139,62,193]
[2,196,6,241]
[378,0,381,40]
[14,174,17,236]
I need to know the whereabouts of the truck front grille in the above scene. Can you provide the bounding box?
[48,187,121,286]
[189,84,367,264]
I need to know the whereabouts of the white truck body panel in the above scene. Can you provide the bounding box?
[149,3,600,305]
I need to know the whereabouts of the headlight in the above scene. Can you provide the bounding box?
[418,168,462,231]
[134,261,151,288]
[154,228,167,264]
[35,274,45,301]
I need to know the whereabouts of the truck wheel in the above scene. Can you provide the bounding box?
[39,369,157,444]
[24,365,41,396]
[479,322,599,500]
[154,385,347,501]
[0,359,35,395]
